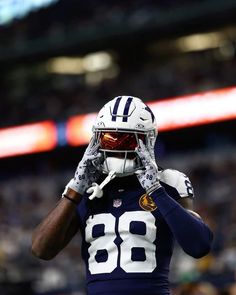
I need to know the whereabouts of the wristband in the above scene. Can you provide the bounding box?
[62,194,79,205]
[147,182,162,195]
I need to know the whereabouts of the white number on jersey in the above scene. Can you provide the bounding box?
[85,211,157,274]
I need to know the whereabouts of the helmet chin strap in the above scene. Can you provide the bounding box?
[86,170,116,200]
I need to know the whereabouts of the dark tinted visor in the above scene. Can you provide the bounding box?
[100,132,145,151]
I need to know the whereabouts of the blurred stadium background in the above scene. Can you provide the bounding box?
[1,0,236,294]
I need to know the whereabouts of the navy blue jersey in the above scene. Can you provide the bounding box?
[76,169,194,295]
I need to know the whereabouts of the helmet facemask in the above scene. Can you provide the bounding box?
[93,128,156,177]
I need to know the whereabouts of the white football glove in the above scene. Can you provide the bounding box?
[65,136,102,195]
[135,140,161,195]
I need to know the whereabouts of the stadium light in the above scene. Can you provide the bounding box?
[47,52,114,75]
[176,31,226,52]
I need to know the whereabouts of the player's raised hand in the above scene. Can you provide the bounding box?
[135,139,161,195]
[65,136,102,195]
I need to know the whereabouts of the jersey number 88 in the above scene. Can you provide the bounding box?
[85,211,157,274]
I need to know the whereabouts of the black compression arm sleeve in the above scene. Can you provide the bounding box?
[151,187,213,258]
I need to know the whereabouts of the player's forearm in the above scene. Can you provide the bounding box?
[31,191,81,260]
[151,187,213,258]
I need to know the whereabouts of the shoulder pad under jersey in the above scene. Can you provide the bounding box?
[158,168,194,198]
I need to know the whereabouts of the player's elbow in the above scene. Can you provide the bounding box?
[31,235,57,261]
[31,242,56,260]
[187,243,211,259]
[186,231,213,259]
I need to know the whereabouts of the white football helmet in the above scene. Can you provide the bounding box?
[93,96,158,176]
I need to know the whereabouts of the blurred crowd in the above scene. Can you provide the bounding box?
[1,50,236,129]
[1,0,235,130]
[0,0,198,45]
[0,146,236,295]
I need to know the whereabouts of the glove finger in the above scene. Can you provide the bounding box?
[135,146,144,158]
[86,136,100,155]
[94,151,102,159]
[138,139,145,149]
[138,139,147,152]
[86,135,96,151]
[86,151,103,162]
[137,139,154,165]
[136,139,146,157]
[89,142,100,155]
[135,148,146,165]
[135,170,145,178]
[135,169,145,175]
[92,158,102,167]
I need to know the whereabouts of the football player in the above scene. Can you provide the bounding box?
[32,96,213,295]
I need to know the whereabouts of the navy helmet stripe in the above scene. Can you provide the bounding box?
[145,105,155,123]
[112,96,122,121]
[122,97,133,122]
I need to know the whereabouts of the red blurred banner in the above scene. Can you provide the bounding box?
[66,113,97,146]
[66,87,236,145]
[1,87,236,158]
[0,121,57,158]
[150,86,236,131]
